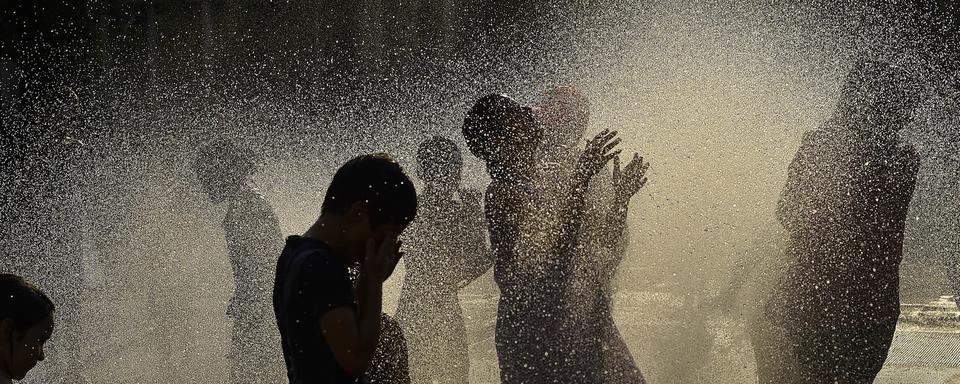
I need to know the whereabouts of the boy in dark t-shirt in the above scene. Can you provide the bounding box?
[274,154,418,384]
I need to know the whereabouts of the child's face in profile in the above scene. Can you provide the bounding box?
[4,315,53,380]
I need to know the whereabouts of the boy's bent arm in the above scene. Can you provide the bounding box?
[319,279,383,377]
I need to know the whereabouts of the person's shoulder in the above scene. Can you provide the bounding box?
[283,237,345,271]
[800,128,828,147]
[243,191,280,219]
[225,191,278,224]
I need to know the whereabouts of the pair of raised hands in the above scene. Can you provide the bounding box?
[575,129,650,200]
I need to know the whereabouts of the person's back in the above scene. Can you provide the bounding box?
[273,153,417,384]
[777,127,918,327]
[760,60,922,383]
[275,236,357,383]
[224,189,283,310]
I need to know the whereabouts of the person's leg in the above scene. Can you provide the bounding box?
[496,300,541,384]
[445,309,471,384]
[397,319,428,383]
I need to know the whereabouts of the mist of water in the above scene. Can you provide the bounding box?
[2,1,958,383]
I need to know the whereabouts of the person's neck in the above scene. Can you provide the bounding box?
[303,215,355,266]
[488,163,533,186]
[225,183,258,203]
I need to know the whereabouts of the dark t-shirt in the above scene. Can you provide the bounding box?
[274,236,358,384]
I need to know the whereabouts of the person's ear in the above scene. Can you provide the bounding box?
[346,200,371,225]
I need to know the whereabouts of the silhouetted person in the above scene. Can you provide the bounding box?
[534,86,649,383]
[193,141,284,384]
[273,154,417,384]
[462,94,620,383]
[0,274,56,384]
[396,136,492,383]
[756,61,921,383]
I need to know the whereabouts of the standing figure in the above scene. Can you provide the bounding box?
[461,94,619,383]
[534,86,648,383]
[396,136,493,383]
[756,61,921,383]
[193,140,284,384]
[273,154,416,384]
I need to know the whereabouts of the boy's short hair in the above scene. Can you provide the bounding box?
[417,136,462,181]
[322,153,418,227]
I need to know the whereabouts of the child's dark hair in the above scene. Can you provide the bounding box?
[417,136,462,180]
[322,153,418,227]
[0,274,55,332]
[462,93,538,164]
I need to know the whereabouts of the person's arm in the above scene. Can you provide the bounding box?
[547,129,622,285]
[597,154,649,275]
[320,236,401,377]
[458,189,495,289]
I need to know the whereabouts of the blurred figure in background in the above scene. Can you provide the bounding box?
[396,136,492,383]
[193,140,284,384]
[534,86,648,383]
[757,60,921,383]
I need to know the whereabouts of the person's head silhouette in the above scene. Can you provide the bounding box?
[0,274,55,382]
[462,94,541,180]
[836,60,921,135]
[535,85,591,154]
[193,140,259,203]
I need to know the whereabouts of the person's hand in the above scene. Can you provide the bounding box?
[364,235,403,283]
[575,129,620,186]
[612,153,649,202]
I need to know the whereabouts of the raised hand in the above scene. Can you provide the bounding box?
[575,129,621,186]
[364,235,403,283]
[612,153,649,202]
